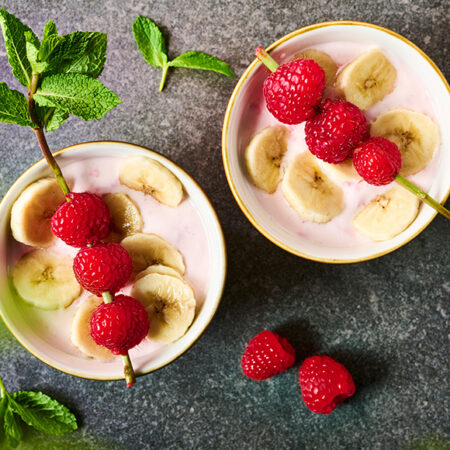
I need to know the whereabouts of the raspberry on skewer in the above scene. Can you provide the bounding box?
[255,46,326,125]
[353,137,450,219]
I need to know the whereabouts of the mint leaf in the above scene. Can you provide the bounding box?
[35,105,69,131]
[132,16,167,68]
[10,391,77,436]
[34,73,121,120]
[0,8,39,87]
[25,32,49,74]
[0,396,7,419]
[38,33,65,63]
[0,82,35,127]
[4,407,22,448]
[168,51,235,77]
[57,32,107,77]
[132,15,235,91]
[42,19,57,40]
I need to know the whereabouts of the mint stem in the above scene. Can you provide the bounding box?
[395,175,450,220]
[28,73,70,197]
[255,46,279,72]
[101,291,136,388]
[159,64,169,91]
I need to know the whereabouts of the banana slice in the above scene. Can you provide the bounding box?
[282,152,344,223]
[136,264,183,281]
[370,109,439,176]
[11,249,82,310]
[315,157,362,182]
[71,296,114,360]
[245,125,289,193]
[132,273,196,343]
[335,49,397,110]
[103,192,143,239]
[10,178,66,248]
[291,48,337,87]
[119,156,183,207]
[121,233,185,275]
[353,186,419,241]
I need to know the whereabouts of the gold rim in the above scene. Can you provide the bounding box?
[222,20,450,264]
[0,141,227,380]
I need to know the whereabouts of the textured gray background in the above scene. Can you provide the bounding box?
[0,1,449,449]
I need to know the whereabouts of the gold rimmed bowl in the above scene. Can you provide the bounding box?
[222,21,450,263]
[0,141,227,380]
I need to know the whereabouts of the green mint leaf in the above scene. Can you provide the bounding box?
[168,50,235,77]
[132,16,168,68]
[57,32,107,77]
[10,391,77,436]
[0,82,35,127]
[4,406,22,448]
[25,32,49,74]
[38,33,65,63]
[35,105,69,131]
[42,19,57,40]
[0,396,7,419]
[34,73,121,121]
[0,8,39,87]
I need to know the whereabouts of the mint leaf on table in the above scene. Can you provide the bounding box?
[33,73,121,120]
[0,377,77,447]
[4,407,22,448]
[132,15,168,68]
[132,15,234,91]
[0,8,39,88]
[0,82,35,127]
[10,391,77,436]
[169,50,235,77]
[25,31,50,74]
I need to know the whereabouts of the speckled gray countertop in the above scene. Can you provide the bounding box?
[0,1,449,449]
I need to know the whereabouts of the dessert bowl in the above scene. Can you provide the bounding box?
[222,21,450,263]
[0,141,226,380]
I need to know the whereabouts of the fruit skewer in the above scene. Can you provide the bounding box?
[255,46,450,220]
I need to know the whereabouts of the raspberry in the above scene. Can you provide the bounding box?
[241,330,295,380]
[299,355,355,414]
[51,192,110,247]
[305,98,368,163]
[90,294,149,355]
[353,137,401,185]
[263,59,326,124]
[73,243,132,296]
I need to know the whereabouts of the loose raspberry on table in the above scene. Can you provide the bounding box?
[353,137,402,185]
[241,330,295,380]
[51,192,111,247]
[299,355,356,414]
[305,98,368,164]
[73,243,132,296]
[90,294,149,355]
[263,59,326,125]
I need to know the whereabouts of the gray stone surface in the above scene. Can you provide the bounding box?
[0,0,449,448]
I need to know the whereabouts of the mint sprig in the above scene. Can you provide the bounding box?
[132,15,235,91]
[0,376,77,448]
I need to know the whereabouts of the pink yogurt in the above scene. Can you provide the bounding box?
[240,42,440,248]
[7,156,211,360]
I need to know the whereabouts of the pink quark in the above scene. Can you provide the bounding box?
[239,42,440,247]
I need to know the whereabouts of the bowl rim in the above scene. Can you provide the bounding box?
[222,20,450,264]
[0,140,227,380]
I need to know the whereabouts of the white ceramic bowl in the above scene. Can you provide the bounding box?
[0,141,226,380]
[222,21,450,263]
